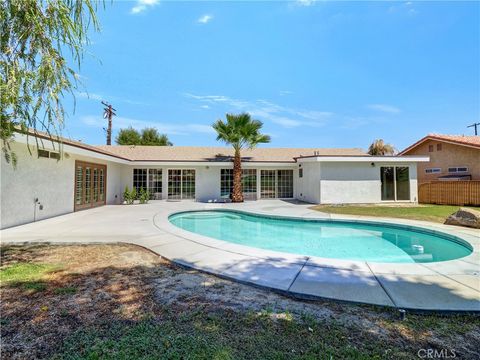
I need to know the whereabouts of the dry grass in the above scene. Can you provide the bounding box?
[1,244,479,359]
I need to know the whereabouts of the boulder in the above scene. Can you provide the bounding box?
[444,207,480,229]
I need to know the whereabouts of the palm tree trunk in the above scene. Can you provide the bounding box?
[232,149,244,202]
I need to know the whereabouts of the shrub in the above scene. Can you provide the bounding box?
[139,187,150,204]
[123,186,135,205]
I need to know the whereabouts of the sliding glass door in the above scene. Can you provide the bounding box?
[260,169,294,199]
[380,166,410,201]
[168,169,195,200]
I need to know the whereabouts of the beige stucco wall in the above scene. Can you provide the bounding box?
[403,140,480,183]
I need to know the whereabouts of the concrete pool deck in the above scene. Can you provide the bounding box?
[1,200,479,312]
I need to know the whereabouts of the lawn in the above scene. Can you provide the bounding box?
[311,204,477,223]
[1,244,479,359]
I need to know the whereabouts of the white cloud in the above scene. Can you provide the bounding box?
[295,0,317,6]
[184,93,332,128]
[197,14,213,24]
[77,91,146,106]
[81,115,214,136]
[367,104,401,114]
[131,0,159,15]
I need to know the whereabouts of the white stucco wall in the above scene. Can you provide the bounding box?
[1,142,128,229]
[319,162,418,204]
[1,142,75,229]
[295,162,321,204]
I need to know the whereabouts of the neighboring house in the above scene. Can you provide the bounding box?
[399,134,480,184]
[1,132,428,229]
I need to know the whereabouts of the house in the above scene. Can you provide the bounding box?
[0,132,428,229]
[399,134,480,183]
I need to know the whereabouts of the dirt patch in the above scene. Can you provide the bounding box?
[1,244,479,359]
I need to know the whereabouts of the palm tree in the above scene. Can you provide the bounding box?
[213,113,270,202]
[368,139,396,156]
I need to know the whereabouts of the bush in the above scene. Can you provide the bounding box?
[139,187,150,204]
[123,186,135,205]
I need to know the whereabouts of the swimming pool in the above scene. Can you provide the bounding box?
[169,210,472,263]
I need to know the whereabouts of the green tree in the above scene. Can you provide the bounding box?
[115,127,172,146]
[368,139,396,156]
[141,127,172,146]
[116,127,142,145]
[1,0,100,166]
[213,113,270,203]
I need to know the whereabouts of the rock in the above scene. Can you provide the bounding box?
[444,207,480,229]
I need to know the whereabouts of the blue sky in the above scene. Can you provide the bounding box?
[64,0,480,151]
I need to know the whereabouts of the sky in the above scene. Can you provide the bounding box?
[63,0,480,151]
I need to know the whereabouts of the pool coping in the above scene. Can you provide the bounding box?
[152,205,480,312]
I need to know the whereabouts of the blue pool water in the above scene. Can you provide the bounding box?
[169,210,472,263]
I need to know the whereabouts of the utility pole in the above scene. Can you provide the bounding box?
[467,122,480,136]
[102,101,117,145]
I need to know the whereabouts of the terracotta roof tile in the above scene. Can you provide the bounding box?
[400,134,480,154]
[94,145,367,162]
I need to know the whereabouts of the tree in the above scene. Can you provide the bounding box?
[1,0,100,166]
[116,127,142,145]
[115,127,172,146]
[213,113,270,202]
[141,127,173,146]
[368,139,396,156]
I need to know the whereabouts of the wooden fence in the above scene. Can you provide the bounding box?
[418,181,480,206]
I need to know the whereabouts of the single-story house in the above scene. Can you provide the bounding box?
[399,134,480,183]
[1,132,428,229]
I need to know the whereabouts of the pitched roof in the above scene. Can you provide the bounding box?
[399,134,480,155]
[94,145,367,162]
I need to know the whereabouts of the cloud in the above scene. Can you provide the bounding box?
[77,91,146,106]
[388,1,418,16]
[131,0,159,15]
[81,115,214,136]
[295,0,317,6]
[197,14,213,24]
[366,104,401,114]
[279,90,293,96]
[184,93,332,128]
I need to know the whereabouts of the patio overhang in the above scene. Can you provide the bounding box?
[294,155,430,163]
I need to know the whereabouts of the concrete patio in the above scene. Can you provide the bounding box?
[1,200,479,312]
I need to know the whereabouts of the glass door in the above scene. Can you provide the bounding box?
[168,169,195,200]
[381,166,410,201]
[74,161,107,211]
[260,170,276,199]
[168,169,182,200]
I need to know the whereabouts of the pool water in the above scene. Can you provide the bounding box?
[169,210,472,263]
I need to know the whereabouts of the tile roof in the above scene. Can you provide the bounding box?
[94,145,367,162]
[400,134,480,155]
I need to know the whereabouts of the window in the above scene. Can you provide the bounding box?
[38,149,50,158]
[381,166,410,201]
[75,165,83,205]
[428,145,434,152]
[133,169,147,193]
[436,143,442,151]
[260,169,294,199]
[448,167,469,173]
[425,168,441,174]
[38,149,60,159]
[148,169,162,199]
[220,169,257,200]
[299,168,303,178]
